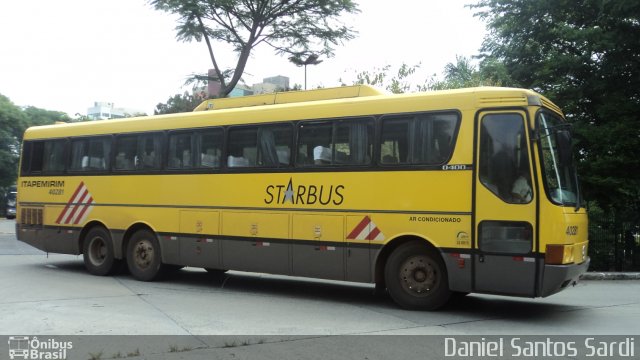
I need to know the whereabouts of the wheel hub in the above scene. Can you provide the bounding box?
[89,237,107,265]
[134,239,154,269]
[400,255,438,296]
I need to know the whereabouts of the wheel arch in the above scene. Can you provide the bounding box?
[374,234,443,290]
[121,222,158,260]
[79,220,110,255]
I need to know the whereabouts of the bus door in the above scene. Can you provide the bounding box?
[474,111,537,296]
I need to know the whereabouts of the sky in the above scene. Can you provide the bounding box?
[0,0,487,117]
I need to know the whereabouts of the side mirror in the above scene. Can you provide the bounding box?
[556,130,573,165]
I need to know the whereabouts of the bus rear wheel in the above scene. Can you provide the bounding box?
[126,229,164,281]
[384,241,451,310]
[83,227,116,276]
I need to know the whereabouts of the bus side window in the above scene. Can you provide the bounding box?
[69,137,110,172]
[43,140,66,173]
[138,134,161,170]
[196,128,223,169]
[297,122,332,166]
[380,112,458,165]
[380,119,410,164]
[88,137,110,170]
[335,119,373,165]
[168,132,193,169]
[114,136,137,171]
[29,141,45,173]
[258,125,292,167]
[227,127,257,167]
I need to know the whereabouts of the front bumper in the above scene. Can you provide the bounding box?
[539,257,590,297]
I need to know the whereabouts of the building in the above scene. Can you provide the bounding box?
[87,102,145,120]
[252,75,290,94]
[263,75,290,90]
[229,85,254,97]
[251,82,278,95]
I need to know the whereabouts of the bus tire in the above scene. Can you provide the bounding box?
[83,227,116,276]
[384,241,451,310]
[126,229,164,281]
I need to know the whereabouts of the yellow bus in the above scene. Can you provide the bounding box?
[16,85,589,310]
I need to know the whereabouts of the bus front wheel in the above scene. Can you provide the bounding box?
[384,241,451,310]
[126,229,164,281]
[83,227,116,276]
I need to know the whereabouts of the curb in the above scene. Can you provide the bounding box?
[580,272,640,280]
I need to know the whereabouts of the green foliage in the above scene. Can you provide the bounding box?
[22,106,70,129]
[0,95,27,189]
[344,57,509,93]
[0,94,67,188]
[431,56,511,90]
[344,63,434,93]
[471,0,640,220]
[150,0,359,97]
[154,92,205,114]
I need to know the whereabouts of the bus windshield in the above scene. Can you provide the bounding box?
[537,112,581,207]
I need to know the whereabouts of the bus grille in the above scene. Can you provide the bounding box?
[20,207,44,228]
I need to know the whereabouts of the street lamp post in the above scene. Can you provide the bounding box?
[289,54,323,90]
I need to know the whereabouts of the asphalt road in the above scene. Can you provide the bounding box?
[1,219,639,359]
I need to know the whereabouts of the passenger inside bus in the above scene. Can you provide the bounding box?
[115,152,132,170]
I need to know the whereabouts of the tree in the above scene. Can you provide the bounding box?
[344,63,434,93]
[22,106,70,129]
[0,95,70,189]
[154,91,205,114]
[343,57,509,93]
[150,0,359,98]
[0,95,25,188]
[431,56,511,90]
[471,0,640,220]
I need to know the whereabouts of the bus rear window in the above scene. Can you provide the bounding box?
[21,139,66,175]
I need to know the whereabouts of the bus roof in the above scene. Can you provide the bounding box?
[193,85,385,111]
[23,86,563,140]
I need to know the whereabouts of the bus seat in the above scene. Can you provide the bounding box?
[313,146,331,164]
[228,155,249,167]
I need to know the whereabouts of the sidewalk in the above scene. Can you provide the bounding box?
[581,272,640,280]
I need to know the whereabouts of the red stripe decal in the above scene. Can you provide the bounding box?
[366,227,381,241]
[347,216,371,239]
[73,197,93,224]
[56,182,85,224]
[55,204,71,224]
[64,189,89,224]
